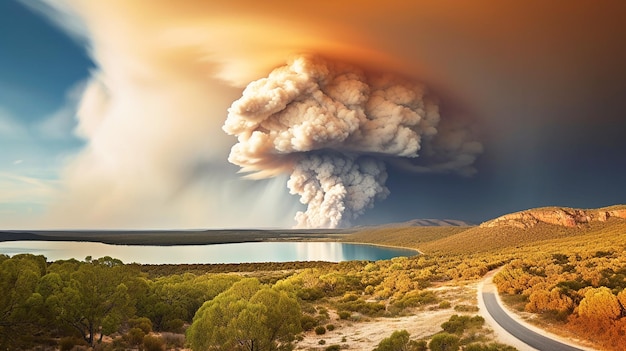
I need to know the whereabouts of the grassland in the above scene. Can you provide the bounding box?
[342,225,469,250]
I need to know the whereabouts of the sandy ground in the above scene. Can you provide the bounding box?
[294,283,481,350]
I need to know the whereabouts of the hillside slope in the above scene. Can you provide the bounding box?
[344,226,469,249]
[419,205,626,254]
[480,205,626,229]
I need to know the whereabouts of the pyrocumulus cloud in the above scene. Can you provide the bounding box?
[224,55,482,228]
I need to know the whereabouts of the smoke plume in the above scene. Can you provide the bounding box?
[224,55,481,228]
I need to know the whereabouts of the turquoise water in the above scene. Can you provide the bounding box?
[0,241,417,264]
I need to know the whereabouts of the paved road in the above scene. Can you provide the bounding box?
[482,290,585,351]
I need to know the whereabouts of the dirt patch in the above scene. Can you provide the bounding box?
[294,282,481,350]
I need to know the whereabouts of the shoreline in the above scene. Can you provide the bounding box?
[0,229,354,246]
[0,229,422,254]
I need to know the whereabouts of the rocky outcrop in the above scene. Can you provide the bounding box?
[480,206,626,229]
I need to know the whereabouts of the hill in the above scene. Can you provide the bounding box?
[346,205,626,255]
[480,205,626,229]
[368,218,474,227]
[344,226,470,249]
[418,205,626,254]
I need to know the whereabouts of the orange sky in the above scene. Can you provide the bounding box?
[5,0,625,228]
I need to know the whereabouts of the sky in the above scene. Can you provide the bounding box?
[0,0,625,229]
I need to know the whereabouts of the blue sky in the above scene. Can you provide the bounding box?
[0,0,92,224]
[1,1,625,229]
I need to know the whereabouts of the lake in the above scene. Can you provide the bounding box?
[0,241,418,264]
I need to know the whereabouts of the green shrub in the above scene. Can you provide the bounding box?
[463,343,518,351]
[326,324,335,331]
[429,333,460,351]
[298,287,326,301]
[325,345,341,351]
[373,330,410,351]
[125,328,146,347]
[319,339,326,345]
[129,317,153,334]
[301,315,318,331]
[341,293,359,302]
[454,304,479,312]
[441,315,485,334]
[337,298,385,316]
[59,337,87,351]
[395,290,438,308]
[163,318,184,333]
[143,335,165,351]
[338,311,351,319]
[439,301,451,309]
[315,326,327,335]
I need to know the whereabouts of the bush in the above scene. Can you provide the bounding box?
[59,337,87,351]
[315,326,327,335]
[391,290,438,310]
[439,301,451,309]
[441,315,485,334]
[319,339,326,345]
[301,315,318,331]
[298,287,325,301]
[341,293,359,302]
[143,335,165,351]
[463,343,518,351]
[326,345,341,351]
[160,332,185,348]
[429,333,460,351]
[125,328,146,347]
[316,307,330,323]
[337,298,385,316]
[129,317,153,334]
[412,340,428,351]
[163,318,185,333]
[338,311,351,320]
[326,324,335,331]
[373,330,410,351]
[454,305,479,312]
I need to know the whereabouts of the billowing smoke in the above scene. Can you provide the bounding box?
[224,55,482,228]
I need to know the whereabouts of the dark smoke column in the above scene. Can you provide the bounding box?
[223,55,481,228]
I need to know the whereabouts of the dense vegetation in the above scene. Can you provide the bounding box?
[2,207,625,350]
[0,249,504,350]
[491,220,626,351]
[348,213,626,351]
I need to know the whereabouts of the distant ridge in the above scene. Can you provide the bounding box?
[371,218,474,228]
[480,205,626,229]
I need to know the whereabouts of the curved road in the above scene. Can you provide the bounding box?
[478,270,589,351]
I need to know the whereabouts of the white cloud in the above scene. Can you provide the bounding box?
[0,172,61,205]
[34,81,86,140]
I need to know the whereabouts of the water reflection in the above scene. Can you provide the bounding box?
[0,241,417,264]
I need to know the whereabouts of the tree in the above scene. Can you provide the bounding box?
[46,257,138,346]
[187,278,302,351]
[0,254,47,349]
[137,273,240,331]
